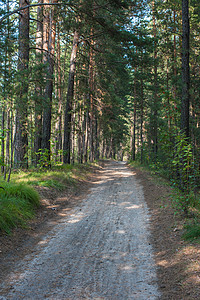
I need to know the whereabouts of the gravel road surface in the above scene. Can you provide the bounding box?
[0,161,160,299]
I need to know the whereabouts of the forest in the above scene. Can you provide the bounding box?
[0,0,199,216]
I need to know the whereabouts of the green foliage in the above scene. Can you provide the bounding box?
[28,178,66,190]
[0,196,34,234]
[171,189,198,215]
[0,181,40,233]
[0,155,5,167]
[12,162,93,190]
[171,133,198,192]
[183,222,200,242]
[0,181,40,207]
[0,162,95,234]
[139,124,199,214]
[36,149,51,168]
[167,132,199,214]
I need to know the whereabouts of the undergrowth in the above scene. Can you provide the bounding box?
[183,219,200,243]
[0,182,40,233]
[0,163,94,234]
[129,160,200,242]
[11,163,92,189]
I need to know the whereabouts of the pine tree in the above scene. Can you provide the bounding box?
[181,0,190,137]
[14,0,30,168]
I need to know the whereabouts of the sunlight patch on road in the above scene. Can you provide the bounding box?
[125,204,142,210]
[119,201,132,206]
[119,264,135,272]
[116,229,126,234]
[67,212,85,224]
[58,207,72,217]
[38,239,49,246]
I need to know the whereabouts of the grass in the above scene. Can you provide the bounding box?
[0,162,95,234]
[0,181,40,233]
[11,163,92,189]
[183,222,200,243]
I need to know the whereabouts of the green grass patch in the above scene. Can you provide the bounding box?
[0,181,40,233]
[183,222,200,243]
[11,163,93,190]
[0,162,96,234]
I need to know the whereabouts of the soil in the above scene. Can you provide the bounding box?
[0,161,199,299]
[132,166,200,299]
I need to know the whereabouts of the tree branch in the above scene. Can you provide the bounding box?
[0,2,65,24]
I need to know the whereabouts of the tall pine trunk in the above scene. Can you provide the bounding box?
[152,0,158,158]
[55,27,63,162]
[132,68,137,161]
[140,76,144,164]
[14,0,29,168]
[89,28,95,162]
[1,109,5,173]
[63,30,79,164]
[42,0,57,160]
[34,0,43,166]
[181,0,190,137]
[83,108,89,163]
[6,109,10,167]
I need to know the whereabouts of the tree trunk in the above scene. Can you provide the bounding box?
[63,30,79,164]
[34,0,43,166]
[55,27,63,162]
[14,0,29,168]
[6,108,10,166]
[83,109,89,163]
[1,109,5,173]
[132,73,137,161]
[42,0,57,160]
[140,77,144,164]
[94,117,99,160]
[71,97,76,164]
[152,0,158,158]
[78,104,83,163]
[181,0,190,137]
[89,28,95,162]
[173,9,177,98]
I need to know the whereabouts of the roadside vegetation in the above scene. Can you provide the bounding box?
[129,160,200,243]
[0,181,40,234]
[0,163,95,234]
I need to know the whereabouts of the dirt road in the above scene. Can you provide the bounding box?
[0,161,160,299]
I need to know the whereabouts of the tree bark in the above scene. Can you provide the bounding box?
[55,27,63,162]
[34,0,43,166]
[140,77,144,164]
[173,9,177,98]
[152,0,158,157]
[83,109,89,163]
[14,0,29,168]
[89,27,95,162]
[132,70,137,161]
[78,105,83,163]
[6,108,10,166]
[1,109,5,173]
[63,30,79,164]
[181,0,190,137]
[42,0,57,160]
